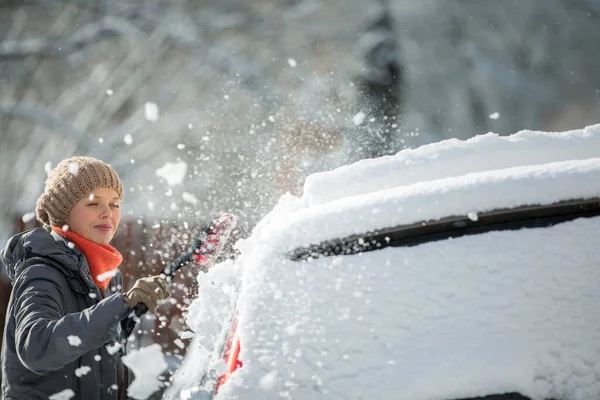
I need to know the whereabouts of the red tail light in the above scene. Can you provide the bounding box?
[215,316,242,393]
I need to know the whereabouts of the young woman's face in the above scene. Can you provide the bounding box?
[66,188,122,245]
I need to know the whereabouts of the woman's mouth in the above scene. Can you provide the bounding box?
[95,224,113,232]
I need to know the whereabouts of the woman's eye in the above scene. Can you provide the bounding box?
[87,203,98,206]
[112,203,120,208]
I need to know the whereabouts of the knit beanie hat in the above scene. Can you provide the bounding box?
[35,156,123,228]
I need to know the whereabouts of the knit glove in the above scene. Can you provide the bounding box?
[123,275,170,314]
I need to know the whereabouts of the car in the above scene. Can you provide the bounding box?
[166,124,600,400]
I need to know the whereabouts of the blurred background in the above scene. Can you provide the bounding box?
[1,0,600,389]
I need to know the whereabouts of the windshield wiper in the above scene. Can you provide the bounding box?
[289,198,600,261]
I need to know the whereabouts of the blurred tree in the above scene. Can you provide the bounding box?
[392,0,600,144]
[1,0,600,240]
[353,0,403,159]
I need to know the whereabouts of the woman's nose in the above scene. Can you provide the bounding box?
[99,204,112,218]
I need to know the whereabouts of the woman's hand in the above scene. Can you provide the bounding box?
[123,275,170,314]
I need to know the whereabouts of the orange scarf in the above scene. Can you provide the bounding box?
[52,227,123,290]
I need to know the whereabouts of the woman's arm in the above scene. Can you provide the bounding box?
[12,264,131,374]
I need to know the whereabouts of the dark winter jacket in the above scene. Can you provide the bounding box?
[1,228,134,400]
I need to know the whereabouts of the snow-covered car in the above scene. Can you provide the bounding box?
[167,125,600,400]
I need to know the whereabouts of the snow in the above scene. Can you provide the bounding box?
[220,216,600,400]
[182,192,199,205]
[303,125,600,207]
[96,269,119,283]
[21,212,35,223]
[168,125,600,399]
[251,158,600,254]
[122,343,169,399]
[156,161,188,186]
[75,365,91,377]
[67,335,82,347]
[68,162,79,175]
[49,389,75,400]
[105,342,122,355]
[352,111,366,126]
[144,102,159,122]
[164,260,240,398]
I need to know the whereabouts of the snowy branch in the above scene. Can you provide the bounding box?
[0,17,144,58]
[0,102,84,140]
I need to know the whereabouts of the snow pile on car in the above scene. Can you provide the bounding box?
[178,124,600,400]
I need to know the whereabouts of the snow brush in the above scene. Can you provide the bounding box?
[131,212,237,318]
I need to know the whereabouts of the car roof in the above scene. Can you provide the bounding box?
[302,125,600,207]
[258,157,600,258]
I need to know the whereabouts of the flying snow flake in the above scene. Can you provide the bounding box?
[177,143,185,150]
[182,192,198,205]
[124,134,133,145]
[106,342,122,355]
[224,94,230,100]
[174,339,185,349]
[268,115,275,123]
[97,269,118,283]
[88,193,95,201]
[62,224,69,231]
[467,211,479,221]
[352,112,366,126]
[287,58,298,68]
[67,335,82,347]
[75,365,91,377]
[179,331,194,340]
[49,389,75,400]
[106,89,114,96]
[21,212,35,223]
[259,370,278,390]
[68,162,79,175]
[188,123,194,129]
[489,112,500,120]
[94,355,102,362]
[44,161,53,176]
[98,137,104,144]
[332,256,344,266]
[122,344,168,399]
[144,102,159,122]
[285,322,299,336]
[156,161,188,186]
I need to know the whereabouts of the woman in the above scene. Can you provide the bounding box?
[1,156,170,400]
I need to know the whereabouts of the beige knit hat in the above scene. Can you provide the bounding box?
[35,156,124,228]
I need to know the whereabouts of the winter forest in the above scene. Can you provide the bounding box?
[1,0,600,399]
